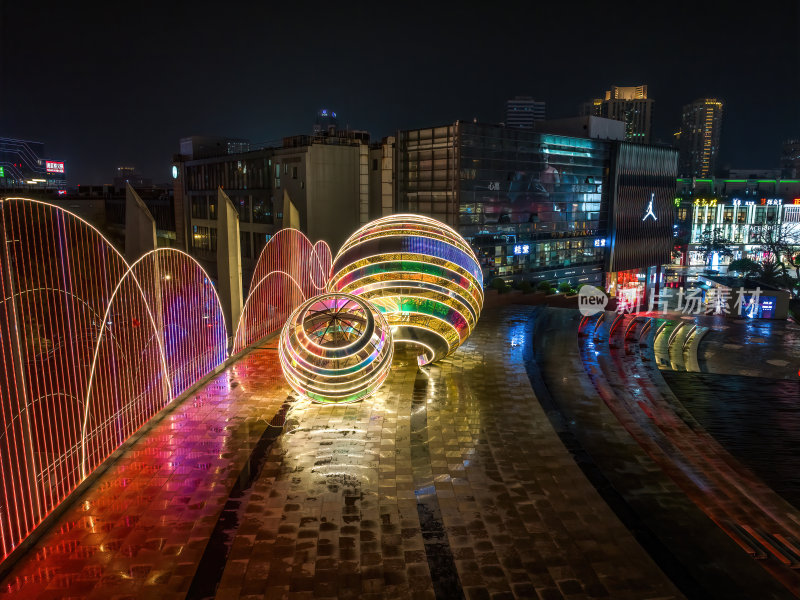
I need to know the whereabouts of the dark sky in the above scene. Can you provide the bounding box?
[1,0,798,185]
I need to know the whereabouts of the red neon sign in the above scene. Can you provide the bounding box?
[45,161,64,174]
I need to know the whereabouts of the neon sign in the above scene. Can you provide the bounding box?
[45,160,64,173]
[594,239,607,247]
[643,193,657,221]
[514,244,530,255]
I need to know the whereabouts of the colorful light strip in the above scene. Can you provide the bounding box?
[328,214,483,364]
[233,229,332,355]
[278,293,393,404]
[0,198,227,564]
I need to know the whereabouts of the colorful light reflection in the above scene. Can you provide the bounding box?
[0,198,227,564]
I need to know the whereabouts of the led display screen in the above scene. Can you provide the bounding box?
[607,143,678,272]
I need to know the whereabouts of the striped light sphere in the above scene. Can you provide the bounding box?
[278,293,393,403]
[328,214,483,365]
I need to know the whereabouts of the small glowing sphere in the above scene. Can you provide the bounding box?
[278,293,393,403]
[328,214,483,365]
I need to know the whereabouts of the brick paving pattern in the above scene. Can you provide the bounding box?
[0,307,682,599]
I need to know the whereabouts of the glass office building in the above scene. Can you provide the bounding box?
[0,137,66,191]
[397,123,610,286]
[396,122,678,290]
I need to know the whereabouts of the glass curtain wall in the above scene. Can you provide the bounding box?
[457,124,609,281]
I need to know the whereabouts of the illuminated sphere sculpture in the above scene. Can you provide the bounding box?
[328,214,483,365]
[279,293,394,403]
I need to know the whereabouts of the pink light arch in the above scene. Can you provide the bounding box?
[233,229,331,354]
[0,199,227,565]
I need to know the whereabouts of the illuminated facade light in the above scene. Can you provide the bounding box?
[278,293,393,403]
[327,214,483,365]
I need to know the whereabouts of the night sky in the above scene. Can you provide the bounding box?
[1,0,798,185]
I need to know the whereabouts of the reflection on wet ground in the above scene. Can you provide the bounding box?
[533,307,797,599]
[409,368,463,599]
[690,315,800,379]
[0,306,684,600]
[0,343,288,599]
[662,371,800,510]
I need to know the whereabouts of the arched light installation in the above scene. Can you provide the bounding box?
[327,214,483,365]
[232,229,332,354]
[81,249,228,476]
[0,198,227,565]
[278,293,393,403]
[129,249,227,397]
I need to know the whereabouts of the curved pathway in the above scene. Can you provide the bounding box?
[578,309,800,597]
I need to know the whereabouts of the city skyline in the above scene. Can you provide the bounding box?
[3,3,800,596]
[1,0,798,184]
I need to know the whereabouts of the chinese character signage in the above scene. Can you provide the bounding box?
[513,244,530,255]
[46,161,65,174]
[610,285,771,318]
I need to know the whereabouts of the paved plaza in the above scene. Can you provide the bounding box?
[0,306,685,600]
[4,304,800,599]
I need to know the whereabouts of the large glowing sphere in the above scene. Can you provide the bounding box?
[328,214,483,365]
[278,293,393,403]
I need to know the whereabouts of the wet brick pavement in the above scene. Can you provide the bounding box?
[662,371,800,510]
[0,307,682,600]
[532,306,797,600]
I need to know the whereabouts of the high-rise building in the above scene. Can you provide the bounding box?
[504,96,546,128]
[0,137,66,190]
[676,98,724,178]
[313,108,338,135]
[582,85,654,143]
[394,121,678,293]
[172,127,370,288]
[781,139,800,178]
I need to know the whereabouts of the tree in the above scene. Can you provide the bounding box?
[490,277,510,294]
[749,221,800,296]
[758,256,784,287]
[695,227,734,267]
[727,258,761,277]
